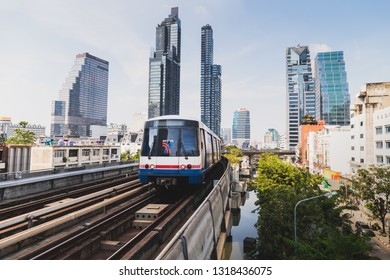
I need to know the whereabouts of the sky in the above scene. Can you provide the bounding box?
[1,0,390,141]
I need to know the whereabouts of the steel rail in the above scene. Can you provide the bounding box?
[107,191,195,260]
[0,174,138,219]
[31,188,157,260]
[0,185,148,250]
[0,179,140,231]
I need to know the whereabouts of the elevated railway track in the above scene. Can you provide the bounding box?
[0,158,229,260]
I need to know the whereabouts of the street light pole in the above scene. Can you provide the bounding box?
[294,191,338,255]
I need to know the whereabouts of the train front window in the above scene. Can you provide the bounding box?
[141,127,199,157]
[180,128,199,156]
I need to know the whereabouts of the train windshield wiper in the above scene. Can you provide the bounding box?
[180,140,188,159]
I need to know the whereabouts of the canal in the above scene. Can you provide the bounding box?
[222,189,259,260]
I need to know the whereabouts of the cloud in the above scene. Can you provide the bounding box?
[309,43,332,58]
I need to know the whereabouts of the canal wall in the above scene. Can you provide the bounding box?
[0,163,138,200]
[156,160,232,260]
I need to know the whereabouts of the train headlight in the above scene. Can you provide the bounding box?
[150,164,155,169]
[187,164,192,170]
[181,164,186,170]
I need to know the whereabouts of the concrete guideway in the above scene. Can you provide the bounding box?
[0,163,138,200]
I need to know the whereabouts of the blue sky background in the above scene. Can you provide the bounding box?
[1,0,390,141]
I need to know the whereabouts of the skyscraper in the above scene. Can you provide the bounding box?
[51,52,109,137]
[200,24,222,136]
[314,51,350,125]
[286,45,315,150]
[232,108,250,149]
[148,7,181,119]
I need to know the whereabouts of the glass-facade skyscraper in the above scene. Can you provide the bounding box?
[232,108,250,149]
[286,45,315,150]
[51,52,109,137]
[200,24,222,136]
[148,7,181,119]
[314,51,350,125]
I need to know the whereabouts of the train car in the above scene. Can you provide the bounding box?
[139,115,221,188]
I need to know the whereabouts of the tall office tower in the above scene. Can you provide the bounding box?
[267,128,280,142]
[232,108,251,149]
[148,7,181,119]
[51,53,109,137]
[200,24,222,136]
[221,127,232,145]
[286,45,315,150]
[314,51,350,125]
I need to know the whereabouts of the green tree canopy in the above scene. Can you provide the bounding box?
[250,153,372,259]
[5,121,36,145]
[223,145,242,164]
[353,165,390,234]
[120,149,140,162]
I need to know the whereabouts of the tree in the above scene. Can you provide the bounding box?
[353,165,390,234]
[5,121,36,145]
[120,150,131,162]
[250,153,372,259]
[120,150,140,162]
[223,145,242,164]
[131,150,140,162]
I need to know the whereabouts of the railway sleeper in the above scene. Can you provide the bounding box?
[122,231,160,260]
[98,216,134,241]
[1,225,85,259]
[60,236,102,260]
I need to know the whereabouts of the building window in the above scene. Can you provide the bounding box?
[377,155,384,164]
[351,146,355,150]
[360,158,364,163]
[360,146,364,151]
[360,134,364,138]
[376,126,383,135]
[387,156,390,165]
[386,141,390,149]
[351,135,355,139]
[386,125,390,133]
[351,157,355,161]
[69,149,78,157]
[351,124,354,129]
[376,141,383,149]
[54,150,66,158]
[360,121,363,126]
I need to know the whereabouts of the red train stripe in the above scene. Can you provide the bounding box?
[140,165,201,169]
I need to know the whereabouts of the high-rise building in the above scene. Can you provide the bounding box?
[286,45,315,150]
[148,7,181,119]
[200,24,222,136]
[314,51,350,125]
[221,128,232,145]
[51,52,109,137]
[267,128,280,142]
[232,108,250,149]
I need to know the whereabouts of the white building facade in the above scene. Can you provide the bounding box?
[373,106,390,166]
[350,82,390,174]
[309,126,350,176]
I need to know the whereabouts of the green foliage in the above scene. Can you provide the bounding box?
[223,145,242,164]
[353,165,390,234]
[250,153,372,259]
[5,121,36,145]
[120,150,131,162]
[131,150,140,162]
[120,150,140,162]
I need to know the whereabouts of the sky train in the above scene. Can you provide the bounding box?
[139,115,221,188]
